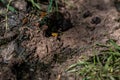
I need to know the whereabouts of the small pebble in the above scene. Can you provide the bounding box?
[13,0,27,11]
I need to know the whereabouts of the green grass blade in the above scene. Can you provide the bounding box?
[7,5,17,12]
[47,0,53,13]
[109,40,120,50]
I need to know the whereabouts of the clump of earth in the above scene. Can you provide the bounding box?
[0,0,120,80]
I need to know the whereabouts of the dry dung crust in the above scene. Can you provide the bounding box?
[0,0,120,80]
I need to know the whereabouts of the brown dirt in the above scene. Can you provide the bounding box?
[0,0,120,80]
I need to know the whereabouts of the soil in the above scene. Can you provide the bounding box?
[0,0,120,80]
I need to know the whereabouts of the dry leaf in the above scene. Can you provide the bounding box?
[22,17,28,25]
[40,12,47,19]
[52,33,58,37]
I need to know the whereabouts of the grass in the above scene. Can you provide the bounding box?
[47,0,58,13]
[5,0,13,30]
[66,40,120,80]
[28,0,41,10]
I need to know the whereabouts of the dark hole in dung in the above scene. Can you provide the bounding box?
[114,1,120,12]
[91,16,101,25]
[40,11,73,37]
[11,62,30,80]
[83,10,92,18]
